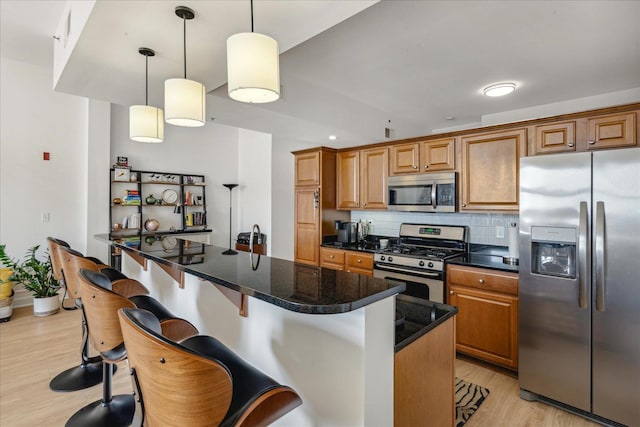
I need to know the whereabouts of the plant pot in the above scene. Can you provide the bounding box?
[0,289,14,322]
[0,280,13,299]
[33,295,60,317]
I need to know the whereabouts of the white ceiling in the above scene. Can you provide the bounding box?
[2,0,640,148]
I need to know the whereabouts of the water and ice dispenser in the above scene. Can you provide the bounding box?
[530,226,577,279]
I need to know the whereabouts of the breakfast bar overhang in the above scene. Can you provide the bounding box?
[97,234,456,426]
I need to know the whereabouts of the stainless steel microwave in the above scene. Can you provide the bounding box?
[387,172,457,212]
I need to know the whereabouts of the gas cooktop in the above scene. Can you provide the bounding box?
[377,245,462,260]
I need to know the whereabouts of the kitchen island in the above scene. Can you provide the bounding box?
[96,234,456,426]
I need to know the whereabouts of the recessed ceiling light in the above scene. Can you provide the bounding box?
[483,82,516,97]
[329,135,337,140]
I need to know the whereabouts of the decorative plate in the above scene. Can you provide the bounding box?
[161,236,177,251]
[162,189,178,204]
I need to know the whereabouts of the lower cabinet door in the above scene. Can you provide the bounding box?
[449,285,518,369]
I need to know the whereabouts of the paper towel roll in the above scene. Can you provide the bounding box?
[507,223,519,259]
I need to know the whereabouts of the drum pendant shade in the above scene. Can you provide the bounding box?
[227,32,280,103]
[164,78,206,127]
[130,105,164,143]
[165,6,206,128]
[130,47,164,143]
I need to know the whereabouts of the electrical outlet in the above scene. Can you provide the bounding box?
[496,226,504,238]
[41,212,50,223]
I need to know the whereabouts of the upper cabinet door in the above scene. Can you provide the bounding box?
[337,150,360,210]
[361,147,388,209]
[461,129,527,211]
[533,121,577,155]
[587,112,636,150]
[295,151,320,186]
[420,138,455,172]
[390,142,420,175]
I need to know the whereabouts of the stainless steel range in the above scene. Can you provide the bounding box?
[374,223,468,303]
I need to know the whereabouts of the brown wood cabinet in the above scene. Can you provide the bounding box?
[446,264,518,370]
[390,138,455,175]
[530,111,637,155]
[293,148,349,266]
[460,129,526,211]
[319,247,374,276]
[587,112,636,150]
[533,121,577,154]
[337,147,388,210]
[395,316,455,427]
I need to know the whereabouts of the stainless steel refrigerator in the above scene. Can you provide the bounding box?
[519,148,640,426]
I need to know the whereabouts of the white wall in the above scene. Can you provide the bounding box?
[0,56,90,306]
[109,104,243,249]
[270,136,317,260]
[237,129,272,254]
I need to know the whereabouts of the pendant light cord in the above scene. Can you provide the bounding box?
[183,14,187,78]
[251,0,254,32]
[145,54,149,106]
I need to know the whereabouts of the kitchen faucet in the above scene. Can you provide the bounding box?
[249,224,262,254]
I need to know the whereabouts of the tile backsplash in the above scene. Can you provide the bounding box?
[350,210,519,247]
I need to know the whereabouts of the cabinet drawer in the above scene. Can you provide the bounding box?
[447,264,518,295]
[320,247,345,269]
[345,251,374,271]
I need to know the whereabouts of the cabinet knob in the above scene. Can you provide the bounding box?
[568,143,574,147]
[363,202,367,207]
[329,255,334,259]
[412,165,418,169]
[588,140,595,145]
[478,279,485,284]
[449,291,454,295]
[462,203,467,207]
[357,259,362,263]
[424,165,429,169]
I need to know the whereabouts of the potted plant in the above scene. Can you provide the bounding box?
[0,265,14,321]
[0,244,61,316]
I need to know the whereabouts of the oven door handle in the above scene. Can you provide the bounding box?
[374,264,440,277]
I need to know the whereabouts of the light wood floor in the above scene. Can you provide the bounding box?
[1,306,600,426]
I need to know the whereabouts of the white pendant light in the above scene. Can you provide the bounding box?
[165,6,206,127]
[130,48,164,143]
[227,0,280,103]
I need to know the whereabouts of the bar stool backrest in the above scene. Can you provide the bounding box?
[119,308,233,427]
[80,269,135,359]
[46,237,70,282]
[58,247,103,299]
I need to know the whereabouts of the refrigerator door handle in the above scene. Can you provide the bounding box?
[578,201,589,309]
[595,201,606,312]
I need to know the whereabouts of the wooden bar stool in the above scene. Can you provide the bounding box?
[48,243,118,392]
[65,269,198,427]
[118,307,303,427]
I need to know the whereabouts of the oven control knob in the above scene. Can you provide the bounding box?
[380,256,386,261]
[419,261,425,267]
[388,256,393,262]
[428,262,434,268]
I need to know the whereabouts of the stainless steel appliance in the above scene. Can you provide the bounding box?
[519,148,640,426]
[373,223,468,303]
[335,221,357,244]
[387,172,457,212]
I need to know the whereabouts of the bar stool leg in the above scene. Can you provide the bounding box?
[49,308,113,392]
[65,363,135,427]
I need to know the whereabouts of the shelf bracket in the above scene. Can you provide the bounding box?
[154,261,185,289]
[127,251,148,271]
[200,278,248,317]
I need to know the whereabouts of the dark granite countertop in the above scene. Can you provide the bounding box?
[395,295,457,352]
[447,245,519,273]
[96,234,405,315]
[321,235,396,254]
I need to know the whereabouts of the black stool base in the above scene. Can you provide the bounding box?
[50,362,114,392]
[65,394,135,427]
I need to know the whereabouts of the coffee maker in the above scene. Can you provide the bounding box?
[335,221,356,245]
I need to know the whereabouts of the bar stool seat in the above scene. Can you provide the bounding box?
[119,307,302,427]
[65,269,198,427]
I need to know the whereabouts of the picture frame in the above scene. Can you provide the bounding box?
[114,166,130,182]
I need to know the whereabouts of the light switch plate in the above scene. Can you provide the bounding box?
[496,226,504,238]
